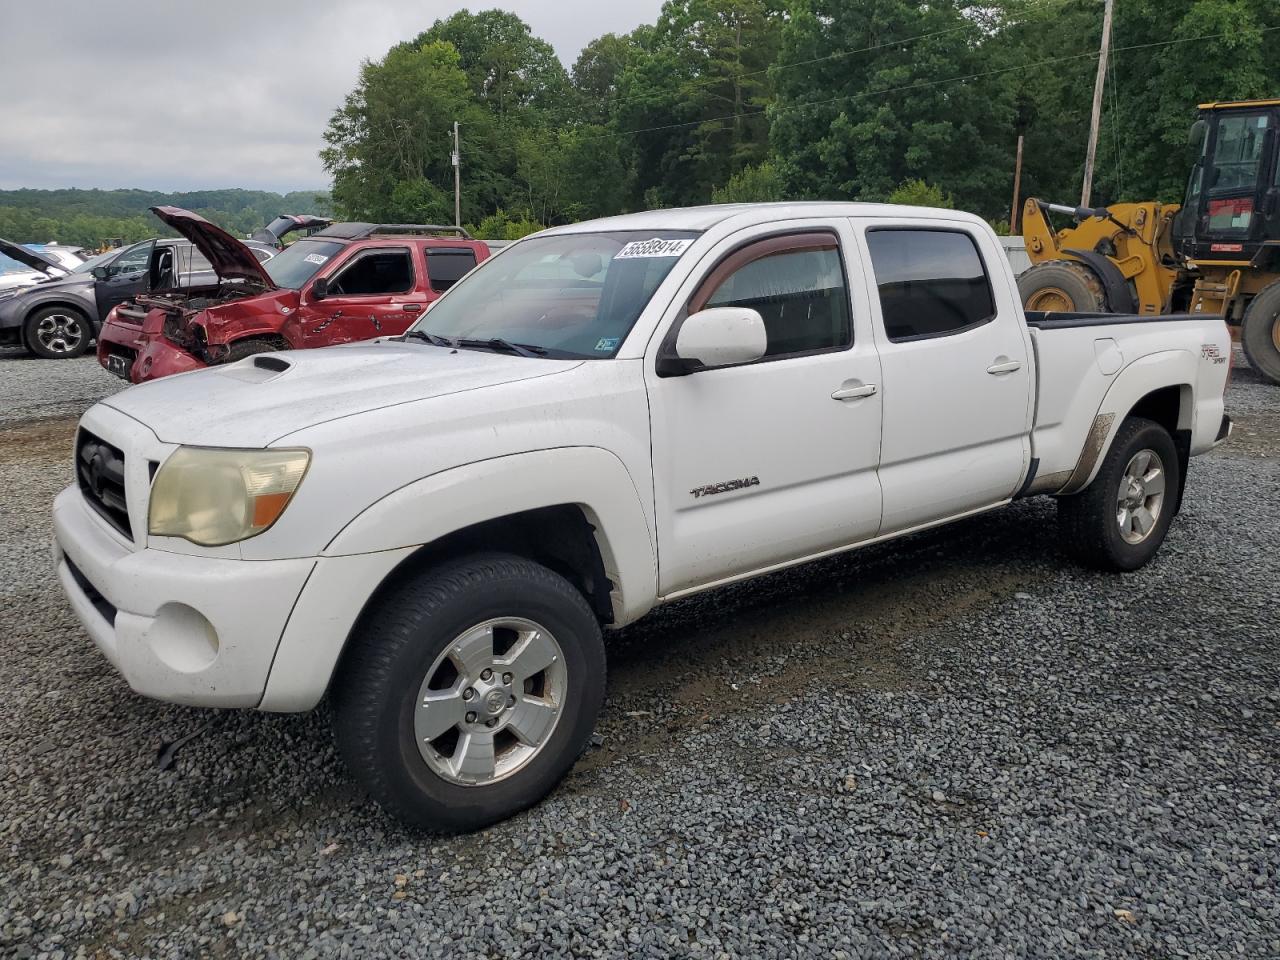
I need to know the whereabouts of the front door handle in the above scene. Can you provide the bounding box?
[831,382,878,401]
[402,303,424,312]
[987,358,1022,375]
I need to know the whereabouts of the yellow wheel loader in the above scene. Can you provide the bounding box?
[1020,99,1280,384]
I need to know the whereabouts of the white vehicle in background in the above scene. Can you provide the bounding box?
[0,239,83,294]
[53,202,1232,832]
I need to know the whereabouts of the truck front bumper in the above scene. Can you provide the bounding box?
[52,485,315,708]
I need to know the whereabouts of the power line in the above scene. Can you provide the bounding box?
[597,23,1280,144]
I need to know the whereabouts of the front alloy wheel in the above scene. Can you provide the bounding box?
[26,307,90,359]
[333,553,606,832]
[415,617,568,786]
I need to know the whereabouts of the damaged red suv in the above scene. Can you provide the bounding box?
[98,207,489,382]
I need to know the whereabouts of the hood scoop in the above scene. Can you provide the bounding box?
[214,353,292,383]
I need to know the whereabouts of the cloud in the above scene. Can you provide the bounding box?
[0,0,663,194]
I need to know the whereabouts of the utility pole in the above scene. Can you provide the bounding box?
[452,121,461,228]
[1011,134,1025,233]
[1080,0,1114,208]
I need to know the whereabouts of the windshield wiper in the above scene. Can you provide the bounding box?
[401,330,457,348]
[455,337,548,358]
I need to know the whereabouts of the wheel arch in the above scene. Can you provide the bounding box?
[258,447,657,712]
[1062,350,1195,497]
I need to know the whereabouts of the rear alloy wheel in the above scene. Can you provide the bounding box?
[1017,260,1108,313]
[1057,416,1180,571]
[1240,280,1280,385]
[25,306,90,359]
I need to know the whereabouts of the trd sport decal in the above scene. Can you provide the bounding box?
[690,476,760,499]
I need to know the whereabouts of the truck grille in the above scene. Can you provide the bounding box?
[76,429,132,540]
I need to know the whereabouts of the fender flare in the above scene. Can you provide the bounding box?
[1064,248,1137,314]
[1061,350,1194,495]
[324,446,658,626]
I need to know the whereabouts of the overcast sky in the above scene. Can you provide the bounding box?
[0,1,665,195]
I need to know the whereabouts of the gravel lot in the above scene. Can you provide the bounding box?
[1,350,1277,959]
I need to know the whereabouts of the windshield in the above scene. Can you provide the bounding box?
[263,238,345,289]
[411,230,700,358]
[72,249,120,275]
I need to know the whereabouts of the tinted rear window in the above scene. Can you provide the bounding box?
[866,230,996,341]
[426,248,478,292]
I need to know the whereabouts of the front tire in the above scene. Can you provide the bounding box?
[24,305,91,358]
[1241,280,1280,385]
[332,553,606,832]
[1057,416,1180,572]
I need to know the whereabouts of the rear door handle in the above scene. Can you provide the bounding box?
[987,358,1022,375]
[831,382,878,401]
[402,303,424,312]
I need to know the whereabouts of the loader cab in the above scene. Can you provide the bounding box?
[1174,101,1280,268]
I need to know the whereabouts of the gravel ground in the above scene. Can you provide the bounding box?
[1,350,1277,959]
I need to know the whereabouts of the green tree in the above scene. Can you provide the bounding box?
[887,178,953,208]
[770,0,1016,214]
[711,160,786,202]
[413,10,571,118]
[321,40,476,221]
[613,0,783,208]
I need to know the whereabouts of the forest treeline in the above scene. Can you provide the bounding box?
[321,0,1280,234]
[0,189,331,247]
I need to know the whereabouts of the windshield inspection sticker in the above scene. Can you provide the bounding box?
[594,337,621,352]
[613,237,694,260]
[303,253,329,266]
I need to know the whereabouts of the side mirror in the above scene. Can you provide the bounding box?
[310,277,329,300]
[91,266,108,280]
[1188,118,1207,149]
[660,306,767,376]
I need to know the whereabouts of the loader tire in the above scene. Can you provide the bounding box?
[1018,260,1108,314]
[1241,281,1280,386]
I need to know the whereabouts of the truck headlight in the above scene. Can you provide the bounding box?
[148,447,310,546]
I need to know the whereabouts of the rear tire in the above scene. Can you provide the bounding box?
[24,305,91,359]
[1057,416,1179,572]
[1018,260,1108,313]
[332,553,606,833]
[1241,281,1280,385]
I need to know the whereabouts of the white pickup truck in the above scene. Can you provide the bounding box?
[54,203,1233,831]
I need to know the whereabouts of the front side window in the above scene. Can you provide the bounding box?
[693,233,851,359]
[106,240,154,277]
[413,230,700,358]
[328,247,413,296]
[426,248,477,292]
[866,229,996,342]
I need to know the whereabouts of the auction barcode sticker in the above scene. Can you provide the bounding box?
[614,238,695,259]
[304,253,329,265]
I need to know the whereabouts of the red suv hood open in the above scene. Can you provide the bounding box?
[150,205,277,289]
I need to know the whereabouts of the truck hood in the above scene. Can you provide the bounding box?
[0,237,65,275]
[150,205,276,288]
[101,340,581,447]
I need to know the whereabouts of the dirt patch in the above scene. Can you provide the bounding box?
[0,414,79,460]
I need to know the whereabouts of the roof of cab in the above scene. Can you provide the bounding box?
[538,201,987,236]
